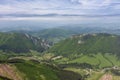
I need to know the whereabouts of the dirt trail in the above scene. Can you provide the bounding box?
[100,74,112,80]
[0,64,22,80]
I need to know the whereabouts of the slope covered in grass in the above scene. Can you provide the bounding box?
[54,53,120,68]
[49,33,120,56]
[49,33,120,68]
[15,61,82,80]
[15,62,59,80]
[0,32,50,53]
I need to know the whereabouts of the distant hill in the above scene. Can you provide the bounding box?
[49,33,120,68]
[5,26,120,44]
[32,27,120,43]
[49,33,120,56]
[0,32,50,53]
[33,28,75,43]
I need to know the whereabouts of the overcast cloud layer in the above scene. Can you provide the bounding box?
[0,0,120,20]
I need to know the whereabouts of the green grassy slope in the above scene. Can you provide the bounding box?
[15,62,59,80]
[0,53,82,80]
[54,53,120,68]
[15,61,82,80]
[49,33,120,56]
[49,33,120,68]
[0,32,50,53]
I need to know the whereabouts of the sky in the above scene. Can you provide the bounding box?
[0,0,120,30]
[0,0,120,19]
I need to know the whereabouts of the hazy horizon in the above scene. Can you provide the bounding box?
[0,0,120,30]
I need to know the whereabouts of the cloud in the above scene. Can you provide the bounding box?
[0,0,119,19]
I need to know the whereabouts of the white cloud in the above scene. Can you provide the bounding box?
[0,0,119,19]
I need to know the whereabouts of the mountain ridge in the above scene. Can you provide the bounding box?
[49,33,120,57]
[0,32,50,53]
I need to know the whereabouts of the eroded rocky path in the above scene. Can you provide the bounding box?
[0,64,22,80]
[100,74,112,80]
